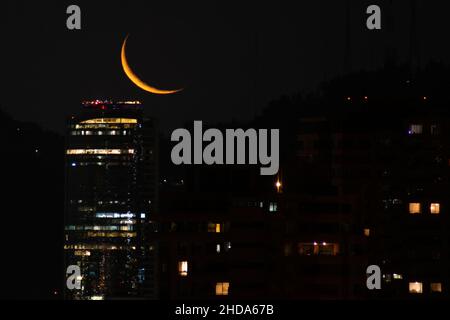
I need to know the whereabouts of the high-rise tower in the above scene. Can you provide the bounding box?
[64,100,158,300]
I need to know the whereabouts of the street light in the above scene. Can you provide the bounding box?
[275,180,282,193]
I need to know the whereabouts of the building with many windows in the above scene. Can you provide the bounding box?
[64,100,158,299]
[370,111,450,298]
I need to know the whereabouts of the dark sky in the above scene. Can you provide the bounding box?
[1,0,450,133]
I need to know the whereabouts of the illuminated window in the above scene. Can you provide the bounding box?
[408,124,423,135]
[215,282,230,296]
[80,118,138,124]
[178,261,188,276]
[430,283,442,293]
[74,250,91,256]
[208,223,221,233]
[409,203,421,214]
[86,231,136,238]
[364,228,370,237]
[66,149,134,155]
[409,282,423,294]
[298,242,339,256]
[269,202,278,212]
[430,203,440,214]
[393,273,403,280]
[216,244,221,253]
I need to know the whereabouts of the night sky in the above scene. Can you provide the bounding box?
[1,0,450,133]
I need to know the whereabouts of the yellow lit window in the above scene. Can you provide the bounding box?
[74,250,91,256]
[430,283,442,293]
[215,282,229,296]
[409,282,423,294]
[208,223,221,233]
[364,228,370,237]
[178,261,188,276]
[409,203,421,214]
[430,203,440,214]
[298,242,339,256]
[80,118,138,124]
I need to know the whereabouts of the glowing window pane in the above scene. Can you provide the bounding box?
[430,283,442,293]
[215,282,229,296]
[80,118,138,124]
[178,261,188,276]
[208,223,221,233]
[408,124,423,135]
[269,202,278,212]
[430,203,440,214]
[409,282,423,294]
[409,203,421,214]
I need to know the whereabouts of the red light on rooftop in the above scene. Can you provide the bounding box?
[364,96,368,100]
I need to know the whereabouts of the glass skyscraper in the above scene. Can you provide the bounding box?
[64,100,158,300]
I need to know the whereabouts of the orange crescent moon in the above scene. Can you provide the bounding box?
[121,35,183,95]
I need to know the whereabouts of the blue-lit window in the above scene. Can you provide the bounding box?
[269,202,278,212]
[138,268,145,283]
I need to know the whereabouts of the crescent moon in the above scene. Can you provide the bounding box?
[121,35,183,95]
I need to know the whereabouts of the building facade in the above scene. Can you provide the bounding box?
[371,110,450,298]
[64,100,158,300]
